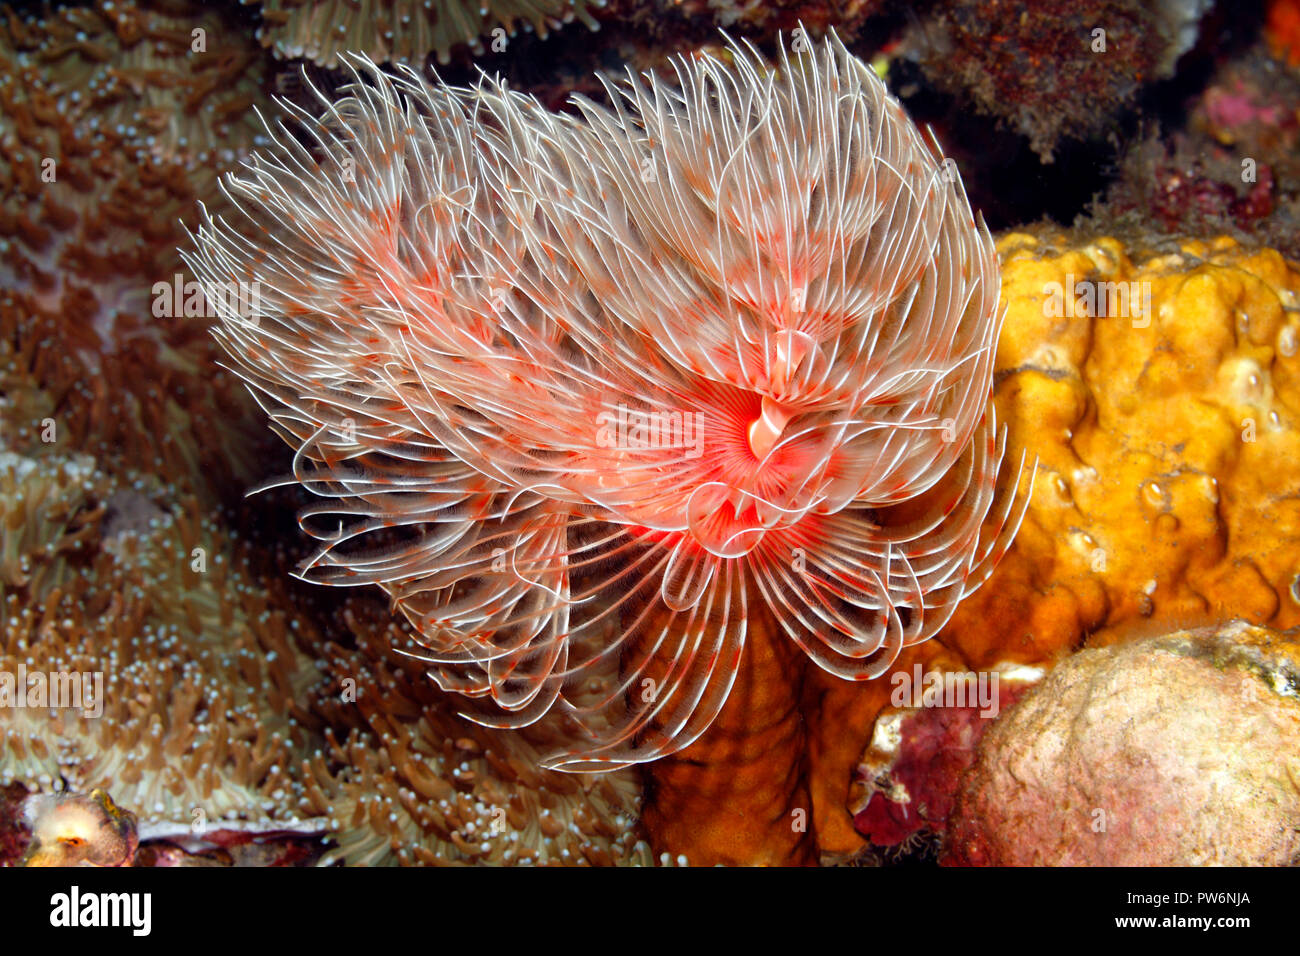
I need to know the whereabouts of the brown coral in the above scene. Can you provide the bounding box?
[0,0,276,506]
[0,448,320,827]
[0,440,651,863]
[296,604,652,866]
[246,0,604,65]
[2,0,271,172]
[904,0,1206,161]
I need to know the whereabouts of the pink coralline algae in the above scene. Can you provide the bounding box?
[851,665,1035,859]
[947,623,1300,866]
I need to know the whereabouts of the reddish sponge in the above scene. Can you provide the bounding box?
[1267,0,1300,65]
[850,666,1037,861]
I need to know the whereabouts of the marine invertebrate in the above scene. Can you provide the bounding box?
[0,0,274,506]
[848,652,1037,857]
[298,606,651,865]
[1,0,272,174]
[947,621,1300,866]
[0,441,319,825]
[20,789,139,867]
[903,0,1209,161]
[937,232,1300,670]
[0,450,104,604]
[246,0,604,65]
[186,31,1025,862]
[808,231,1300,861]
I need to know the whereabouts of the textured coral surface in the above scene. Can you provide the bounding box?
[956,232,1300,662]
[849,658,1036,860]
[0,3,652,864]
[947,621,1300,865]
[247,0,603,65]
[812,232,1300,863]
[904,0,1180,161]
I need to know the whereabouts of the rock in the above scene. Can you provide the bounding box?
[946,621,1300,865]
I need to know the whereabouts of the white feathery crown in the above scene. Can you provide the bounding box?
[184,30,1029,770]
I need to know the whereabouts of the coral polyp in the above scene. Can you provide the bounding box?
[185,32,1026,772]
[246,0,604,65]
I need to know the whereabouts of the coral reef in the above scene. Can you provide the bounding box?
[297,607,651,865]
[809,230,1300,861]
[184,30,1026,866]
[0,446,318,827]
[902,0,1212,161]
[0,0,277,505]
[950,231,1300,662]
[245,0,605,65]
[5,0,1299,871]
[2,0,271,173]
[1090,39,1300,261]
[0,435,648,865]
[848,654,1038,859]
[947,621,1300,865]
[0,0,656,856]
[0,3,303,859]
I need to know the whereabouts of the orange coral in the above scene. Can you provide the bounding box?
[949,233,1300,664]
[639,599,814,865]
[812,232,1300,863]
